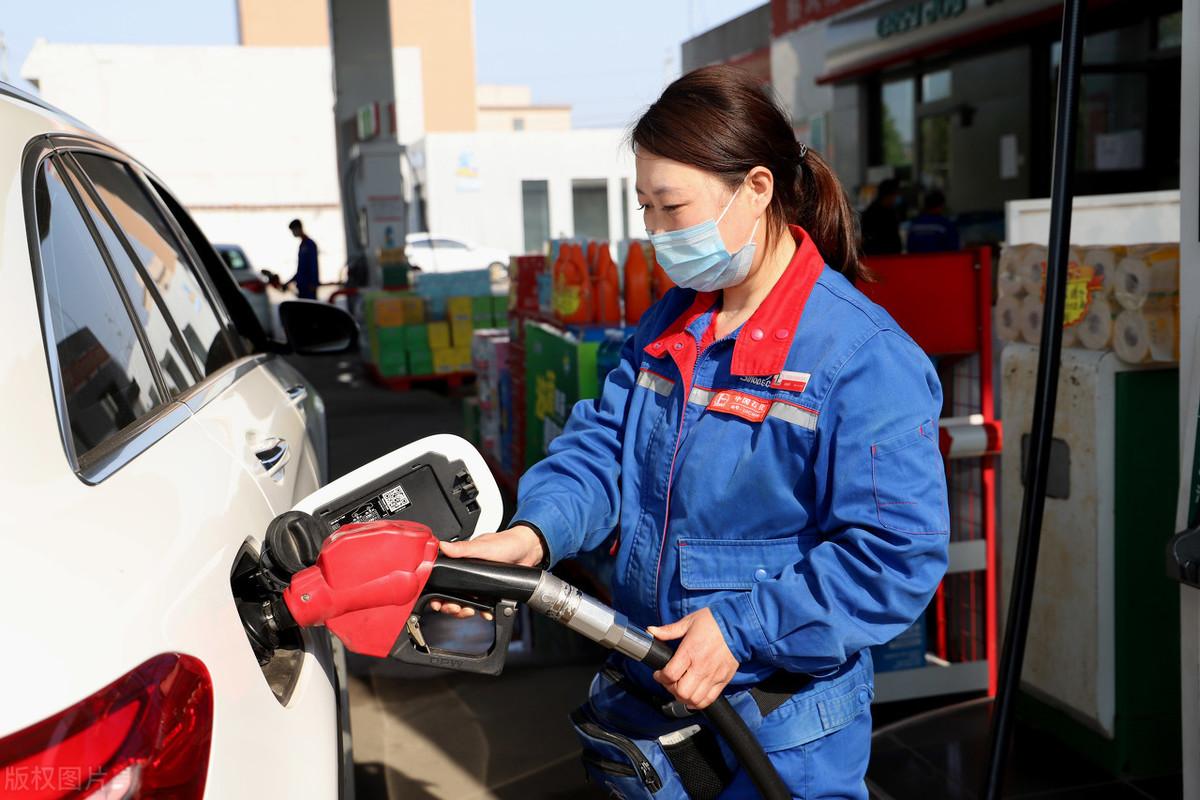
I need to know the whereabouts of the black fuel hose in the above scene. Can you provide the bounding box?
[640,639,789,800]
[428,558,791,799]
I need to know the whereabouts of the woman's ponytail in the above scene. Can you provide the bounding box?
[795,147,866,283]
[631,65,866,283]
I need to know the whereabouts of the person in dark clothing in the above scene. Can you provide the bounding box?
[286,219,319,300]
[860,178,903,256]
[906,190,961,253]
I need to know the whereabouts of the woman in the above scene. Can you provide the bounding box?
[433,66,949,798]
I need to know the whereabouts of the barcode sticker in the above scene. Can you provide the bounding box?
[381,484,411,513]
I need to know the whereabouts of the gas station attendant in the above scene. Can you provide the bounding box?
[433,65,951,798]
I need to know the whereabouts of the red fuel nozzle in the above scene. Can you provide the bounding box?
[283,519,440,658]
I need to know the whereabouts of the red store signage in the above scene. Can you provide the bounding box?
[771,0,873,36]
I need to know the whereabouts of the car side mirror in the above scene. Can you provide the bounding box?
[278,299,358,355]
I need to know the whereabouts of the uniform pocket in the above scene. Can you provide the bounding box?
[677,537,807,616]
[870,420,950,534]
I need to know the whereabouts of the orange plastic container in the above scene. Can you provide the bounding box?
[624,243,652,324]
[595,244,622,324]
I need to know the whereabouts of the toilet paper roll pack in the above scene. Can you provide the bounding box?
[1019,294,1044,344]
[995,294,1024,343]
[1076,294,1114,351]
[1112,306,1179,364]
[1113,246,1179,310]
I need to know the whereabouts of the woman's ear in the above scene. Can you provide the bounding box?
[747,165,774,212]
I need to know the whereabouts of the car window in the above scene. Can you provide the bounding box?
[33,157,166,457]
[407,239,431,250]
[71,153,236,376]
[429,238,468,250]
[221,248,249,271]
[60,156,198,395]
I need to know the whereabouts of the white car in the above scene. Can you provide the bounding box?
[405,232,508,280]
[0,83,360,798]
[214,243,275,334]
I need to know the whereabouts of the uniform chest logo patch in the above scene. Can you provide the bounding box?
[709,389,770,422]
[770,370,810,393]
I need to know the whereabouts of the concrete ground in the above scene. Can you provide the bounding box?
[286,352,606,798]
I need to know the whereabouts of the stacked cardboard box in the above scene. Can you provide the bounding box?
[471,329,510,463]
[363,291,426,377]
[365,280,508,381]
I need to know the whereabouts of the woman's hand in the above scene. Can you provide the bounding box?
[427,525,546,620]
[647,608,739,710]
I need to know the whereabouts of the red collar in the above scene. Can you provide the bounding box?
[645,225,826,377]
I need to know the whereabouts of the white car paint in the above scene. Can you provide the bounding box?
[405,233,508,275]
[0,86,346,797]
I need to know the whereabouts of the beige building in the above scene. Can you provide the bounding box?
[476,85,571,132]
[237,0,478,133]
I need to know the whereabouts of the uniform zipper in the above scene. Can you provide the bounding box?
[571,709,663,791]
[650,327,736,617]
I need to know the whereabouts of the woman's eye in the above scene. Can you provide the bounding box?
[664,205,682,213]
[637,203,648,212]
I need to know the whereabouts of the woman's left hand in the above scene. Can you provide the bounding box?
[647,608,739,710]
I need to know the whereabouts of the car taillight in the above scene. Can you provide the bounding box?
[0,654,212,799]
[238,279,266,294]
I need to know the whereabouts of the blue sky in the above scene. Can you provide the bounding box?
[2,0,764,128]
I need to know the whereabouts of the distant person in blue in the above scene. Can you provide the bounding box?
[906,190,961,253]
[286,219,319,300]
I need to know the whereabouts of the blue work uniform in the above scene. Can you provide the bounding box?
[292,237,319,299]
[906,213,961,253]
[513,226,949,797]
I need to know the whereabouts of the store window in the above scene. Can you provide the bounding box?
[572,179,609,242]
[880,77,915,170]
[521,180,550,253]
[921,69,952,103]
[1047,14,1179,191]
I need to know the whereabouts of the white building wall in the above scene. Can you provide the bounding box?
[771,23,836,161]
[415,130,638,255]
[21,42,424,284]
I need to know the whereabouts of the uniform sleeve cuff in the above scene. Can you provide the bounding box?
[707,592,770,665]
[509,499,575,566]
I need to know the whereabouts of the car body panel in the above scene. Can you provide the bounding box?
[0,87,340,797]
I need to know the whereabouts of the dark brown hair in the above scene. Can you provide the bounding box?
[631,65,865,282]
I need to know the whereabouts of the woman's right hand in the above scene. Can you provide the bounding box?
[427,525,546,619]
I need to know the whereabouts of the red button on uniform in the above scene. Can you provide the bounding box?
[775,329,789,340]
[750,328,764,341]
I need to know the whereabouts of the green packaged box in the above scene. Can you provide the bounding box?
[524,321,599,467]
[381,263,411,288]
[408,350,434,376]
[375,351,407,377]
[472,295,492,321]
[402,324,429,349]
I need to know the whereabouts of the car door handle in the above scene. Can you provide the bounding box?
[255,437,290,475]
[285,384,308,404]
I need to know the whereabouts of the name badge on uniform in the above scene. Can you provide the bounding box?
[770,370,810,393]
[709,390,770,423]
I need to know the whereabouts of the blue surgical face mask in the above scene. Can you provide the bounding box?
[647,182,760,292]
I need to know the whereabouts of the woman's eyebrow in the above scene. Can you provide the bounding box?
[635,184,682,198]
